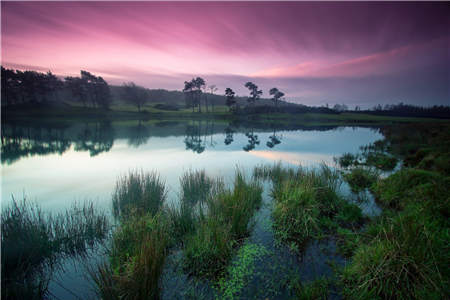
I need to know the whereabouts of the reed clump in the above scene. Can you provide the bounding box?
[258,163,363,250]
[112,169,167,218]
[183,170,262,277]
[2,198,109,299]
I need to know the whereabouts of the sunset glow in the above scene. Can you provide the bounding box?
[2,1,449,106]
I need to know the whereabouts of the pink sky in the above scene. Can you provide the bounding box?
[2,1,449,107]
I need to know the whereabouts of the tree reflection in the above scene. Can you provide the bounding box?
[243,130,260,152]
[266,130,282,148]
[224,126,235,145]
[184,121,205,154]
[75,122,114,156]
[127,120,150,148]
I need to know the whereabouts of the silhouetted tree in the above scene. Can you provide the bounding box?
[1,67,63,106]
[225,88,236,112]
[269,87,284,108]
[183,80,195,112]
[244,82,262,106]
[183,77,205,113]
[121,82,148,112]
[193,77,205,113]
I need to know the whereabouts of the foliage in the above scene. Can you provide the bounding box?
[371,168,440,209]
[121,82,149,112]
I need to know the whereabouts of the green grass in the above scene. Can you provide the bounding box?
[259,163,363,251]
[180,169,218,206]
[112,170,167,218]
[2,198,109,299]
[343,167,379,193]
[183,170,263,277]
[337,123,449,299]
[371,168,440,209]
[364,152,398,171]
[341,210,448,299]
[92,213,169,300]
[295,277,331,300]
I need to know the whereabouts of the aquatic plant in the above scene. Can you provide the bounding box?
[343,167,379,193]
[295,277,331,300]
[1,198,109,299]
[183,170,263,277]
[259,163,363,250]
[341,210,448,299]
[112,169,167,218]
[92,213,169,300]
[180,169,217,206]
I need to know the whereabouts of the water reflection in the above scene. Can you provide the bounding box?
[1,120,384,165]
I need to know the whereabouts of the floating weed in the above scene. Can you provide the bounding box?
[217,243,269,300]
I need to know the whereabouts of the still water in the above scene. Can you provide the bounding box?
[2,120,382,211]
[1,119,383,299]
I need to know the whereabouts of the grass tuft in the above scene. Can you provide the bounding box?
[112,169,167,218]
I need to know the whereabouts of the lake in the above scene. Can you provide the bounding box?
[1,119,383,299]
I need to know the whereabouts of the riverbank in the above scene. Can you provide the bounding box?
[2,104,447,125]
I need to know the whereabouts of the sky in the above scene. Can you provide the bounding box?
[2,1,449,107]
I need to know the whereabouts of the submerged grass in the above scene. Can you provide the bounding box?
[183,170,263,277]
[92,213,169,300]
[93,170,170,300]
[2,198,109,299]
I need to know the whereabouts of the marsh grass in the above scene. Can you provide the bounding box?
[258,163,363,250]
[93,213,169,300]
[168,170,224,242]
[112,169,167,218]
[183,170,263,277]
[371,168,440,209]
[93,170,170,299]
[180,169,217,206]
[295,277,331,300]
[342,167,379,193]
[1,198,109,299]
[341,210,448,299]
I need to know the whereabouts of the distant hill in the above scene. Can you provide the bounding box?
[109,85,295,108]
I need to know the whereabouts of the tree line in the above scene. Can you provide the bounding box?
[2,66,449,118]
[1,67,112,109]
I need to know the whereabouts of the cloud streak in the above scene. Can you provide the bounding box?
[2,1,449,107]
